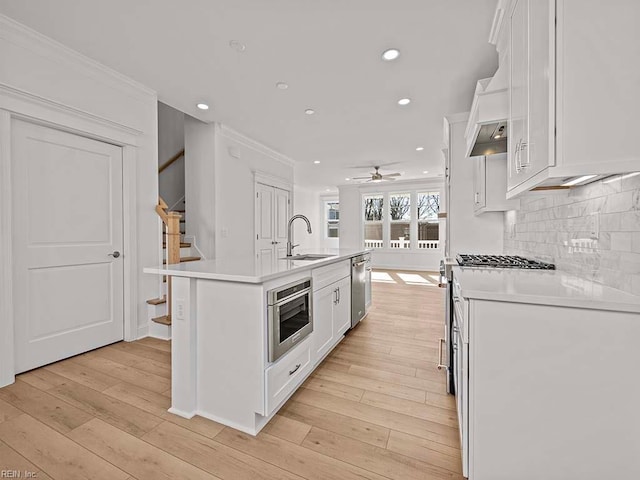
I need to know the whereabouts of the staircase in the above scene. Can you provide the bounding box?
[147,159,202,338]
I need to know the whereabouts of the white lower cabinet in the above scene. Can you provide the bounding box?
[264,336,312,416]
[458,293,640,479]
[312,275,351,363]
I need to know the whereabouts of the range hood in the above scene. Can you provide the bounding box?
[464,63,508,158]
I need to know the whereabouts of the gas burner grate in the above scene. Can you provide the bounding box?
[456,254,555,270]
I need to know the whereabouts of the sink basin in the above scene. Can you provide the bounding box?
[284,254,335,261]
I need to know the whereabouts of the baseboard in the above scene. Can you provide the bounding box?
[136,323,149,340]
[149,321,171,340]
[167,407,196,419]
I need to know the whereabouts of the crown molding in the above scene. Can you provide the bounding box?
[217,124,296,168]
[0,14,156,101]
[0,82,143,144]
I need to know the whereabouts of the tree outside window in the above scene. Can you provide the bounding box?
[418,192,440,247]
[390,193,410,248]
[363,195,384,248]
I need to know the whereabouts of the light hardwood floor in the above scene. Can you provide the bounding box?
[0,269,461,480]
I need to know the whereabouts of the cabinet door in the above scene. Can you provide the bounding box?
[473,156,486,212]
[508,0,529,191]
[526,0,553,175]
[312,283,335,362]
[333,276,352,337]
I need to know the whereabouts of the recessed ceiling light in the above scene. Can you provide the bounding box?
[397,98,411,106]
[196,103,209,110]
[313,160,321,164]
[229,40,246,52]
[423,171,429,174]
[494,134,502,139]
[382,48,400,61]
[326,189,331,192]
[305,108,315,115]
[416,146,424,151]
[276,82,289,90]
[345,178,350,181]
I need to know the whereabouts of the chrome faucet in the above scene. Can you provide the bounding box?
[286,214,312,257]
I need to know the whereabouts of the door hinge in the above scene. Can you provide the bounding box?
[256,234,259,240]
[256,192,259,198]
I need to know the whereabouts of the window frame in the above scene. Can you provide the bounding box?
[361,189,441,252]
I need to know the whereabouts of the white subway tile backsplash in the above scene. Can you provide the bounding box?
[504,177,640,295]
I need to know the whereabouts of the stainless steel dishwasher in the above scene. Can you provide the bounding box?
[351,254,369,328]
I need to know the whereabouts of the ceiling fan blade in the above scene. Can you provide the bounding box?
[383,173,402,177]
[352,175,373,180]
[383,177,396,181]
[347,161,401,169]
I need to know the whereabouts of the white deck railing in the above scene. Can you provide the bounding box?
[364,239,440,249]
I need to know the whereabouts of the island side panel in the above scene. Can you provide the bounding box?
[195,278,266,434]
[469,300,640,480]
[170,276,198,418]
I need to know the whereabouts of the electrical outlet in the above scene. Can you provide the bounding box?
[175,298,185,321]
[588,213,600,240]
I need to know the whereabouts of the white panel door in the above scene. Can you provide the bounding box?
[255,183,275,267]
[12,120,124,373]
[255,183,290,263]
[274,187,290,259]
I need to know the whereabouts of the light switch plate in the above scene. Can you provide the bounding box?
[175,298,185,321]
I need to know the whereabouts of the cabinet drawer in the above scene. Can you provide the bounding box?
[265,337,312,415]
[312,260,350,291]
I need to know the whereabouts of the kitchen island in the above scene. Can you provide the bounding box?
[144,249,370,435]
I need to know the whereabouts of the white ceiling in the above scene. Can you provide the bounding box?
[0,0,498,191]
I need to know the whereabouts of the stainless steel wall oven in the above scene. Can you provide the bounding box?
[268,278,313,362]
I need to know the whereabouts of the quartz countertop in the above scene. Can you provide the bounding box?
[144,248,369,284]
[453,266,640,313]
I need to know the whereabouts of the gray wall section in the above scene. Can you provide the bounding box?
[158,102,185,209]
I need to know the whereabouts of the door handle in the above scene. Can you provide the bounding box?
[108,251,121,258]
[337,287,340,304]
[437,337,447,370]
[289,363,302,376]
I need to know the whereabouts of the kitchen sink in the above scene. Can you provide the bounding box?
[284,254,335,261]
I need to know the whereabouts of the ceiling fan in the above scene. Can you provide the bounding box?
[352,166,402,183]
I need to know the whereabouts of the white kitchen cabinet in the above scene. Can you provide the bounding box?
[332,276,351,337]
[505,0,640,197]
[452,268,640,479]
[312,283,335,361]
[473,154,520,214]
[311,261,351,364]
[312,276,350,363]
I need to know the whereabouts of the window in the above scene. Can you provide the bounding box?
[363,194,384,248]
[362,190,441,250]
[325,201,339,238]
[389,193,410,248]
[417,192,440,249]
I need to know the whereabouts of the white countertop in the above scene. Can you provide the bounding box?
[144,248,369,284]
[453,266,640,313]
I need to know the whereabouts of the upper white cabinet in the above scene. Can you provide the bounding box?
[506,0,640,197]
[473,154,520,214]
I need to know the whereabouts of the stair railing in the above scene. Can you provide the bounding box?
[156,196,181,323]
[158,148,185,174]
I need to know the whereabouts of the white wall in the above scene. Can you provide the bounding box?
[184,117,216,259]
[504,175,640,295]
[339,179,445,271]
[215,126,294,259]
[0,14,159,355]
[184,122,295,260]
[158,102,185,209]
